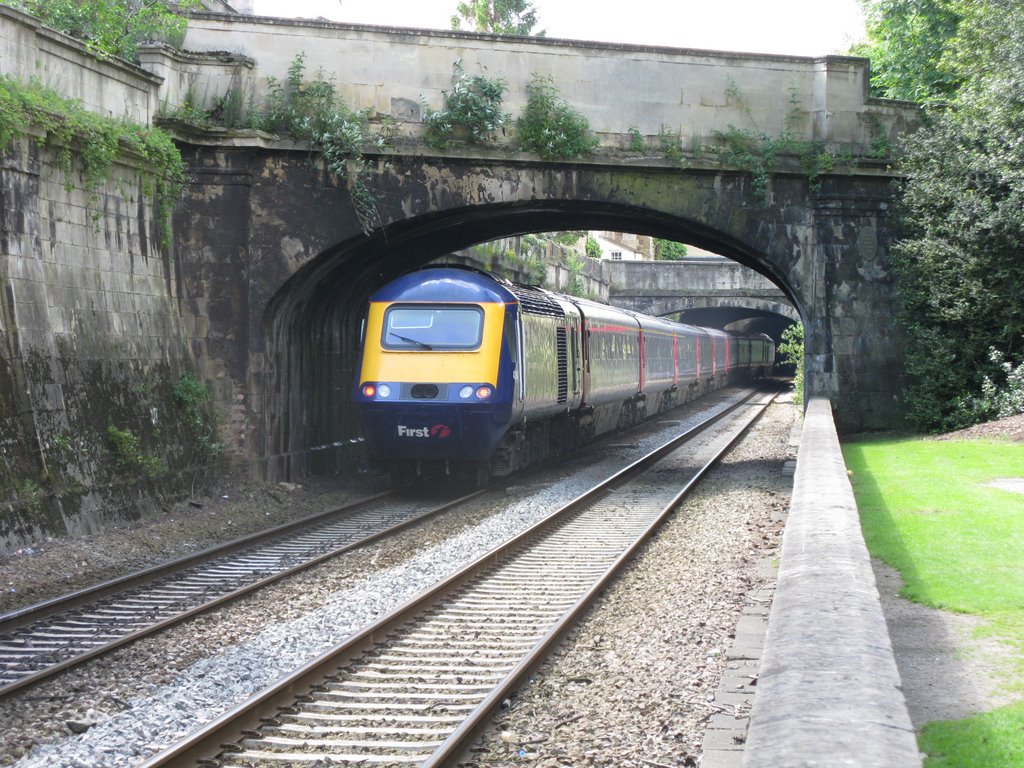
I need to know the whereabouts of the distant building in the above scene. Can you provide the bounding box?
[589,231,654,261]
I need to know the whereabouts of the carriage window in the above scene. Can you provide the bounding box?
[382,305,484,350]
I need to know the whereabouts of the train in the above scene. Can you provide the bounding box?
[353,266,775,486]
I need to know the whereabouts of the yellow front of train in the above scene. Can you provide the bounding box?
[353,268,520,476]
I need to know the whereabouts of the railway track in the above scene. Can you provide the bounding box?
[0,486,488,699]
[141,388,775,768]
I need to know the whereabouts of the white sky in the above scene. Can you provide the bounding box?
[248,0,867,58]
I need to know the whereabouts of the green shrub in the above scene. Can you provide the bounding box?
[953,349,1024,424]
[174,373,225,468]
[422,61,509,148]
[107,425,166,480]
[516,75,598,160]
[778,323,805,406]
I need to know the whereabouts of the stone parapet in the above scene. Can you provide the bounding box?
[743,397,920,767]
[178,11,920,158]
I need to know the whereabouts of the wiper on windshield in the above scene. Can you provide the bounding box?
[388,331,433,350]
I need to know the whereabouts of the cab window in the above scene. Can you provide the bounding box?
[382,305,484,351]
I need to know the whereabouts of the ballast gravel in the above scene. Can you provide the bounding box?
[0,389,795,768]
[462,396,794,767]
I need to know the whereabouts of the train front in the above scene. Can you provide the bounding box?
[353,268,519,480]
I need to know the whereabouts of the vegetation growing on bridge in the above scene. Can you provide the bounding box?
[516,75,599,160]
[0,75,186,248]
[710,80,854,204]
[422,61,510,149]
[255,53,387,233]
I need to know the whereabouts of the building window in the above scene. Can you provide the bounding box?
[611,251,622,260]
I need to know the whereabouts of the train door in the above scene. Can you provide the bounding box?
[638,329,646,392]
[506,305,525,423]
[569,313,582,407]
[672,334,679,386]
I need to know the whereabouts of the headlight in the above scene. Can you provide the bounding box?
[458,385,474,399]
[378,384,392,398]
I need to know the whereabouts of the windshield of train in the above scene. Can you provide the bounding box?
[382,305,484,351]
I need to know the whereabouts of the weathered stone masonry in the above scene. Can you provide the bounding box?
[0,8,209,553]
[0,133,199,553]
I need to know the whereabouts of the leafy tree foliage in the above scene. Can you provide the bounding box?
[778,323,805,406]
[654,239,688,261]
[12,0,201,62]
[889,0,1024,429]
[851,0,962,101]
[450,0,543,35]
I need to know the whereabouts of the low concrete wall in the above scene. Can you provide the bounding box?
[743,398,920,767]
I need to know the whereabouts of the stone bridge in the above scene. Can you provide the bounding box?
[604,258,798,338]
[1,6,921,495]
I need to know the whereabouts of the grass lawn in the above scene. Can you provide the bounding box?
[843,436,1024,768]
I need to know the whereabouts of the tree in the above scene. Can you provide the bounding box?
[889,0,1024,429]
[851,0,962,102]
[450,0,543,36]
[778,323,805,407]
[654,239,688,261]
[12,0,201,62]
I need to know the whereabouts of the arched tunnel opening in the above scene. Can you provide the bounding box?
[674,307,795,347]
[262,202,802,482]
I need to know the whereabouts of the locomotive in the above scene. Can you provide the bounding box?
[353,266,775,485]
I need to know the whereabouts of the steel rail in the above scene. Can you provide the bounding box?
[428,389,775,767]
[139,387,774,768]
[0,490,392,631]
[0,487,489,700]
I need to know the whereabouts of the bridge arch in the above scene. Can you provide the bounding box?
[174,147,899,479]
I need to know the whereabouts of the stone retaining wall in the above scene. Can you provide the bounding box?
[0,8,207,554]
